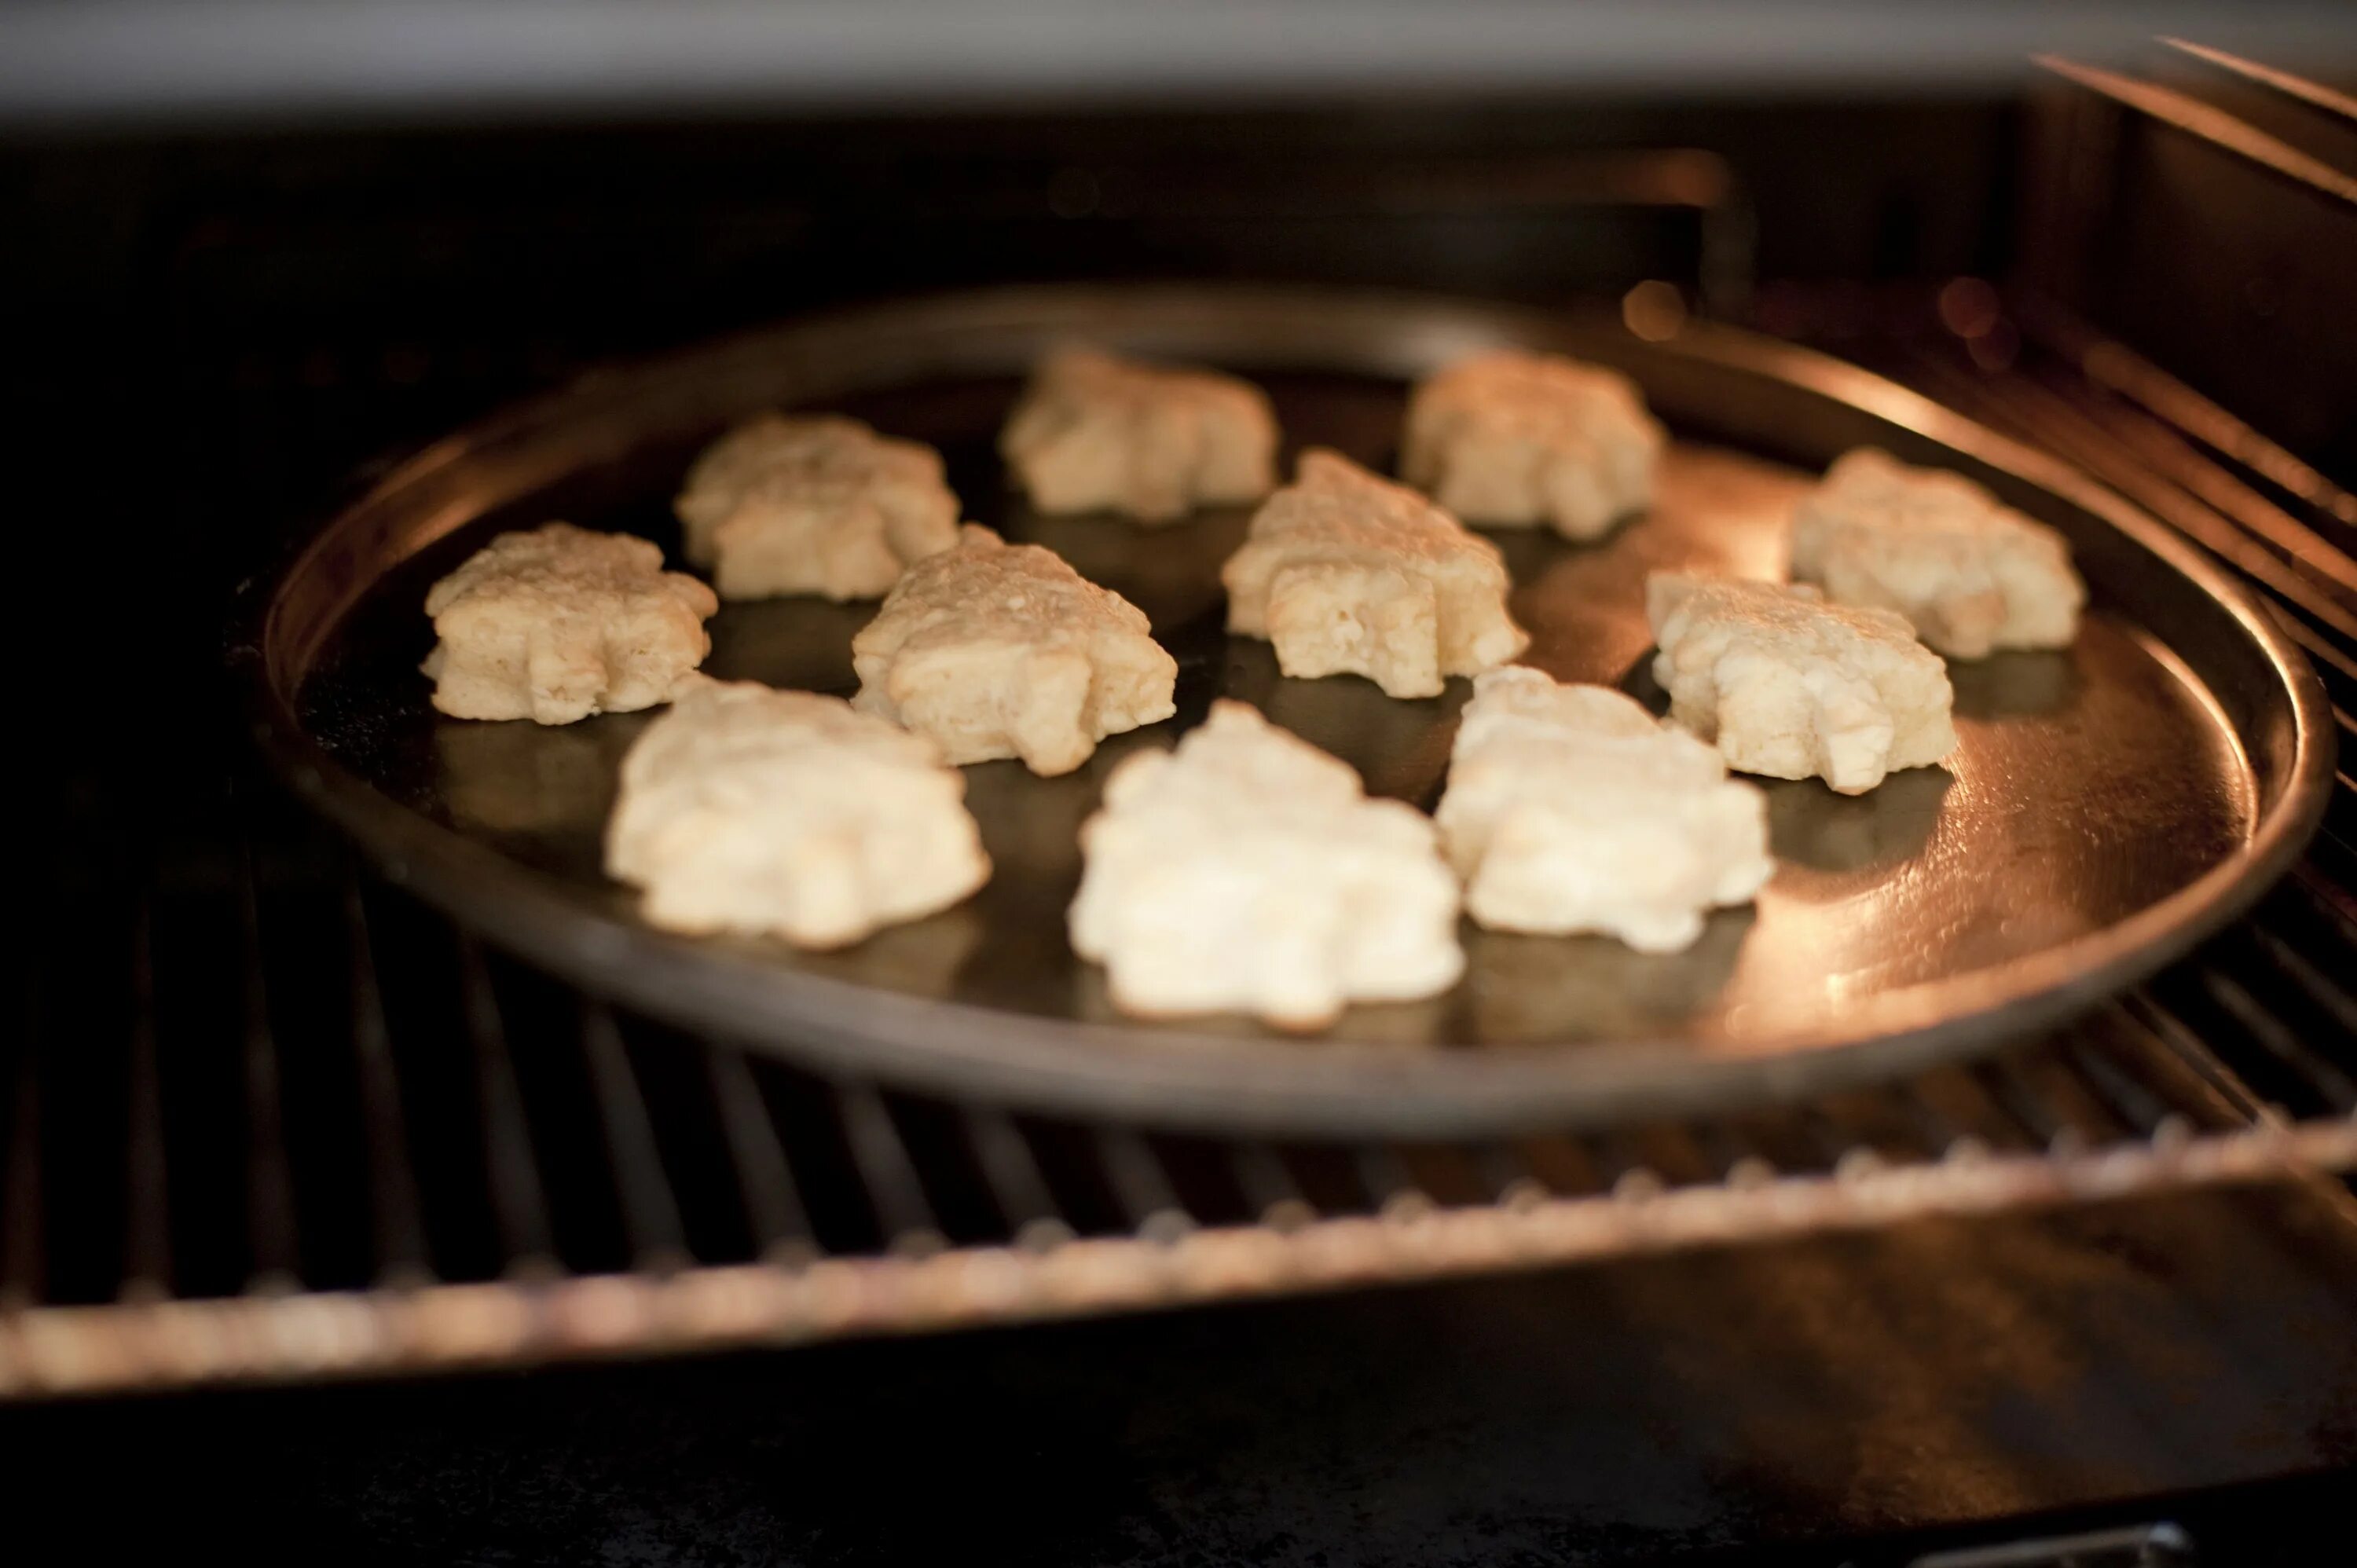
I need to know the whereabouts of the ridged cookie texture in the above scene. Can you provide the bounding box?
[1436,667,1772,952]
[673,413,960,602]
[852,525,1177,776]
[605,677,989,949]
[422,522,717,726]
[1791,447,2084,658]
[1222,449,1528,699]
[1402,348,1665,540]
[1647,573,1956,796]
[1000,347,1279,522]
[1069,701,1464,1029]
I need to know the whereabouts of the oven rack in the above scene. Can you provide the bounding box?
[6,856,2357,1398]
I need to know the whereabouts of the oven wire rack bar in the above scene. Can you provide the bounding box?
[5,1081,2355,1398]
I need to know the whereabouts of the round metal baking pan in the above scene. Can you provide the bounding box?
[241,285,2334,1138]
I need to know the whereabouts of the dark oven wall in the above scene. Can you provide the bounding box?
[5,95,2020,573]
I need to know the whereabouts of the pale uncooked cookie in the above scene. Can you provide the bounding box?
[1069,700,1464,1028]
[1435,667,1772,952]
[999,347,1279,522]
[605,676,989,949]
[1221,449,1529,699]
[673,413,960,601]
[1791,447,2084,658]
[1402,349,1666,540]
[1648,573,1956,795]
[852,524,1177,776]
[422,522,718,726]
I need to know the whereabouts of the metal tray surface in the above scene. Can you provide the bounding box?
[245,287,2333,1136]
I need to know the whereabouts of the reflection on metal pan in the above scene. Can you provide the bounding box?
[242,286,2334,1137]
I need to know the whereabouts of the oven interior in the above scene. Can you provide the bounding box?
[7,32,2357,1564]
